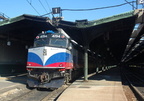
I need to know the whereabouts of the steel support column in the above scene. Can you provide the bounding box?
[82,27,89,81]
[84,46,88,81]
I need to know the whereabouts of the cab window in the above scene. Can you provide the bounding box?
[49,38,67,48]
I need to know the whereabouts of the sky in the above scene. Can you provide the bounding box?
[0,0,143,22]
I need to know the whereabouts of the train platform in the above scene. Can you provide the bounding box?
[0,73,27,99]
[57,67,128,101]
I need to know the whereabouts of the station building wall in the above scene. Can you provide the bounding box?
[0,39,28,76]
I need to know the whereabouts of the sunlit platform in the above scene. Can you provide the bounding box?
[57,67,127,101]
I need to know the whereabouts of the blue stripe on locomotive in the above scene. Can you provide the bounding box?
[28,52,72,66]
[45,52,72,66]
[27,52,43,65]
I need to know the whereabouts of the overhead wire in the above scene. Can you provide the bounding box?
[27,0,53,17]
[41,12,52,17]
[52,1,137,27]
[45,0,52,13]
[44,0,54,18]
[38,0,49,13]
[0,12,9,18]
[26,0,41,15]
[124,0,137,10]
[62,2,136,11]
[26,1,137,19]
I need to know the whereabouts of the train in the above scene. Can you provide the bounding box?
[26,28,96,89]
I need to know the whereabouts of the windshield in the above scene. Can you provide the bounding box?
[34,38,67,48]
[33,32,68,48]
[34,38,49,47]
[49,38,67,48]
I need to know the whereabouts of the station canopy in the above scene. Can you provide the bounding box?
[0,10,139,64]
[0,14,55,42]
[58,10,137,63]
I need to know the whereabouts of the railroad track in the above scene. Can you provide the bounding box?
[122,68,144,101]
[0,84,68,101]
[10,85,68,101]
[10,88,51,101]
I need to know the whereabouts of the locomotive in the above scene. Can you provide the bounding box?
[26,28,96,89]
